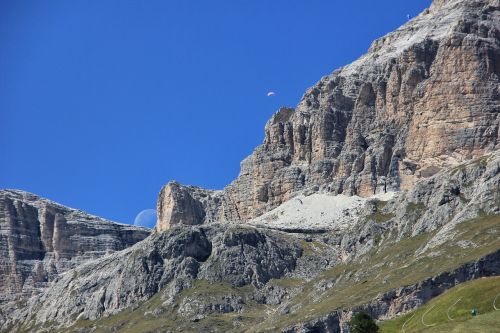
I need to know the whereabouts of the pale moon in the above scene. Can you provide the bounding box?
[133,209,157,229]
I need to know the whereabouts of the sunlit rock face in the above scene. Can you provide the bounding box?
[0,189,151,303]
[156,181,206,231]
[156,0,500,231]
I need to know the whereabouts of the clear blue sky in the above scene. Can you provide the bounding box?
[0,0,432,225]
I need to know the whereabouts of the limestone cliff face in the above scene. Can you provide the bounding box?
[156,182,209,230]
[4,151,500,332]
[157,0,500,230]
[0,190,150,303]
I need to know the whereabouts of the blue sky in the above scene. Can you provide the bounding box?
[0,0,432,225]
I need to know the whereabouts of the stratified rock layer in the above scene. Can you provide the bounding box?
[157,0,500,231]
[0,190,150,303]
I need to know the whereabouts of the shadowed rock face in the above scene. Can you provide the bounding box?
[156,0,500,231]
[0,190,151,303]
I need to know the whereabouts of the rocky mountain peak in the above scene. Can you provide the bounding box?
[1,1,500,331]
[155,0,499,231]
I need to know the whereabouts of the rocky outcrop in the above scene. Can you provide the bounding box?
[156,181,211,230]
[0,189,150,304]
[157,0,500,230]
[1,224,303,331]
[376,151,500,247]
[3,150,500,332]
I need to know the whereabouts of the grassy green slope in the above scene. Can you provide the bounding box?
[251,213,500,331]
[379,276,500,333]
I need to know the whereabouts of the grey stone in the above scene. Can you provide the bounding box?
[0,190,150,304]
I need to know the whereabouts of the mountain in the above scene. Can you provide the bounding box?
[1,0,499,332]
[4,150,500,332]
[156,0,500,231]
[0,190,150,304]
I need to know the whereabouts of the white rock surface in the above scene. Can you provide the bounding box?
[249,192,396,231]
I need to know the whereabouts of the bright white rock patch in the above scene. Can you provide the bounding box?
[248,192,396,231]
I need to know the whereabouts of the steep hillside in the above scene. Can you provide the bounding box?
[3,151,499,332]
[157,0,500,231]
[0,190,150,304]
[379,276,500,332]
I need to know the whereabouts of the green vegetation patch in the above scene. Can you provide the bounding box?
[368,211,396,223]
[406,202,425,214]
[379,276,500,333]
[178,279,253,299]
[366,199,395,223]
[300,239,330,255]
[269,277,305,289]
